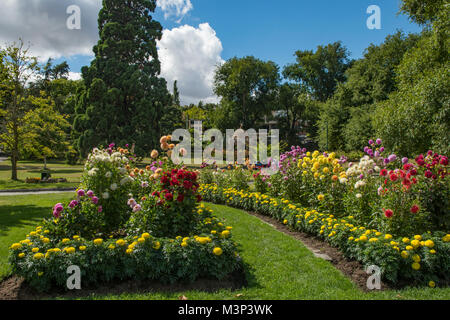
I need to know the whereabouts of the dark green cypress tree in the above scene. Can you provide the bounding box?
[73,0,171,156]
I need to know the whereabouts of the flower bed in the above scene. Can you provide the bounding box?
[199,184,450,287]
[8,138,243,292]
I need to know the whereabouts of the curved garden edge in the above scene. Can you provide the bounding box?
[0,268,247,300]
[243,210,390,291]
[199,184,450,289]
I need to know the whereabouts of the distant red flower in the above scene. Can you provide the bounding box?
[389,174,398,182]
[160,175,169,184]
[384,209,393,218]
[196,195,202,203]
[164,192,173,201]
[183,180,192,189]
[176,194,184,202]
[424,170,433,178]
[402,179,411,186]
[380,169,388,176]
[410,205,420,214]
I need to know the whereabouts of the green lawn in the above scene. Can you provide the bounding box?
[0,158,82,190]
[0,194,448,299]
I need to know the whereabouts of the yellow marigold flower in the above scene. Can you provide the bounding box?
[411,262,420,270]
[65,247,76,254]
[79,246,86,251]
[317,194,325,201]
[443,234,450,242]
[211,230,217,234]
[116,239,126,246]
[283,219,288,225]
[61,238,70,244]
[412,254,421,263]
[181,242,188,247]
[38,272,44,277]
[401,251,409,258]
[42,238,50,244]
[424,240,434,248]
[153,241,161,250]
[430,249,436,254]
[226,226,233,230]
[384,234,392,240]
[221,230,230,238]
[93,238,103,245]
[126,248,133,254]
[429,281,435,288]
[359,235,368,242]
[369,238,378,243]
[402,237,410,244]
[137,237,145,244]
[348,236,354,241]
[108,244,115,250]
[33,253,44,260]
[10,243,22,250]
[213,247,223,256]
[32,248,39,253]
[323,167,330,174]
[18,253,25,258]
[414,235,422,241]
[142,233,151,239]
[411,240,420,248]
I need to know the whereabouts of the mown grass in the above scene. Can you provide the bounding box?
[0,193,74,280]
[0,158,82,190]
[0,195,448,299]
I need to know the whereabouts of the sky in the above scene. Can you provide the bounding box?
[0,0,422,105]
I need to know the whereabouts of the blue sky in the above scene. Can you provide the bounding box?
[0,0,422,104]
[61,0,421,73]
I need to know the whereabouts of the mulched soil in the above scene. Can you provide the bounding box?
[246,211,391,291]
[0,267,246,300]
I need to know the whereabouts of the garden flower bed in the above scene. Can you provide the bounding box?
[198,139,449,288]
[199,184,449,287]
[8,138,244,292]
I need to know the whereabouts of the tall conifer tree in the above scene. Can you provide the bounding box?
[73,0,170,156]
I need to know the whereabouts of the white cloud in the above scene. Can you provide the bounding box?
[68,72,82,81]
[0,0,220,104]
[157,0,193,23]
[158,23,224,105]
[0,0,101,62]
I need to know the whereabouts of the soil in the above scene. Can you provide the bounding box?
[246,211,391,291]
[0,267,247,300]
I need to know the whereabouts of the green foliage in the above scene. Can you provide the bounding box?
[213,56,280,129]
[375,33,450,156]
[283,41,351,102]
[400,0,448,25]
[0,40,39,180]
[343,107,375,152]
[21,94,71,160]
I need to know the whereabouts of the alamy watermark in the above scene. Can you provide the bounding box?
[169,122,280,175]
[67,5,81,30]
[66,265,81,290]
[367,5,381,30]
[366,265,381,290]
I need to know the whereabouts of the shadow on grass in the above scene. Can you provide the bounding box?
[1,258,260,300]
[0,205,48,237]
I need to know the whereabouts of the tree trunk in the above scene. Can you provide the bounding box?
[11,153,18,180]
